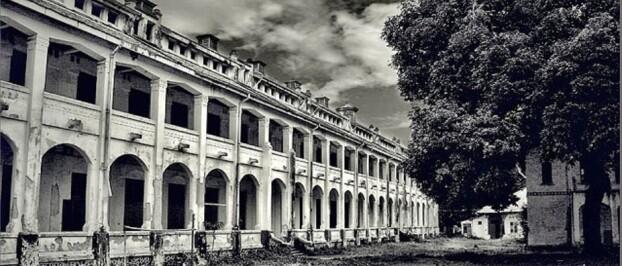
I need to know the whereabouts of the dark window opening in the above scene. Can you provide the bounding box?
[9,49,26,86]
[329,199,337,228]
[107,11,118,24]
[1,138,13,232]
[292,129,305,159]
[169,102,189,128]
[313,137,322,163]
[369,158,375,177]
[541,161,552,185]
[204,187,219,224]
[168,40,175,50]
[241,111,259,146]
[269,120,284,152]
[145,22,154,41]
[315,199,322,228]
[239,191,248,230]
[76,72,97,104]
[167,183,186,229]
[344,199,350,228]
[379,162,385,179]
[124,179,144,228]
[133,19,140,36]
[61,173,86,231]
[207,100,230,138]
[91,3,103,17]
[358,154,365,174]
[74,0,85,10]
[329,143,339,167]
[128,89,151,118]
[344,150,352,171]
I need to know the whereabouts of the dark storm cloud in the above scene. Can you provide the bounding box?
[152,0,411,143]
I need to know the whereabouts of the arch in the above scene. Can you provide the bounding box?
[344,191,353,228]
[329,189,339,228]
[108,154,148,231]
[312,185,323,229]
[240,174,259,230]
[162,162,192,229]
[39,144,91,232]
[270,178,287,235]
[368,195,376,228]
[0,134,16,232]
[388,198,394,227]
[379,196,386,227]
[357,193,365,228]
[293,182,305,229]
[204,169,229,228]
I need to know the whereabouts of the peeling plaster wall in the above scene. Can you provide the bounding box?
[109,157,145,231]
[38,148,88,232]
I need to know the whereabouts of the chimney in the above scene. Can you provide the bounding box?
[285,80,302,91]
[247,59,266,74]
[197,34,219,50]
[336,103,359,124]
[315,97,329,107]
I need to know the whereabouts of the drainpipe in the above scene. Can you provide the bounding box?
[308,122,320,236]
[233,93,251,227]
[102,45,121,228]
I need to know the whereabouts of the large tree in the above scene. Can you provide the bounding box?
[383,0,619,252]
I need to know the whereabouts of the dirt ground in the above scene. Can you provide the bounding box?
[227,237,620,265]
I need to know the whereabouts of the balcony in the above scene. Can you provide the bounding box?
[0,81,29,121]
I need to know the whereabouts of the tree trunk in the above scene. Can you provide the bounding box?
[581,158,611,255]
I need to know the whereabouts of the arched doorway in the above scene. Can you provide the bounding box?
[293,183,305,229]
[109,155,147,231]
[204,169,228,228]
[271,179,286,235]
[240,175,259,230]
[329,189,339,228]
[344,191,352,228]
[39,144,89,231]
[162,163,191,229]
[388,198,394,227]
[357,193,365,228]
[0,135,14,232]
[368,195,376,227]
[379,197,385,227]
[312,186,323,229]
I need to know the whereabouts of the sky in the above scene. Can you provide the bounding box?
[152,0,412,143]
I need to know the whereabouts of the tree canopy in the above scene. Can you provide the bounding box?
[383,0,619,246]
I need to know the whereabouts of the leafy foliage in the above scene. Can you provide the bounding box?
[383,0,619,231]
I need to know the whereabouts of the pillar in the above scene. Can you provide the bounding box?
[337,146,345,229]
[20,34,49,233]
[148,79,167,229]
[193,95,208,229]
[261,117,272,230]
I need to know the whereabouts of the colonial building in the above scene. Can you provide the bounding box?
[525,152,620,247]
[460,205,525,240]
[0,0,439,264]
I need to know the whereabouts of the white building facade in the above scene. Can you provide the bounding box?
[0,0,439,264]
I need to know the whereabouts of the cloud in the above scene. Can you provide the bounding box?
[154,0,399,105]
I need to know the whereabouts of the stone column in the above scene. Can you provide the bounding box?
[148,79,167,229]
[20,35,49,233]
[17,233,39,265]
[337,146,345,229]
[304,133,313,230]
[260,118,272,230]
[322,139,329,230]
[194,95,208,229]
[283,126,293,232]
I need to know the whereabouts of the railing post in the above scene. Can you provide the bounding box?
[93,227,110,266]
[150,231,164,265]
[17,232,39,266]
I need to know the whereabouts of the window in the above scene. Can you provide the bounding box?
[541,161,552,185]
[168,40,175,50]
[207,100,230,139]
[344,149,352,171]
[268,120,284,152]
[369,158,375,176]
[169,102,189,128]
[9,49,26,86]
[107,11,118,24]
[124,179,144,228]
[61,173,86,231]
[76,72,97,104]
[128,89,150,118]
[74,0,85,10]
[313,137,322,163]
[329,143,339,167]
[379,161,385,179]
[292,129,305,159]
[358,154,365,174]
[145,22,154,41]
[204,187,220,224]
[91,3,103,18]
[240,111,259,146]
[190,51,196,60]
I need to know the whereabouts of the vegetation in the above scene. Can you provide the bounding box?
[383,0,619,253]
